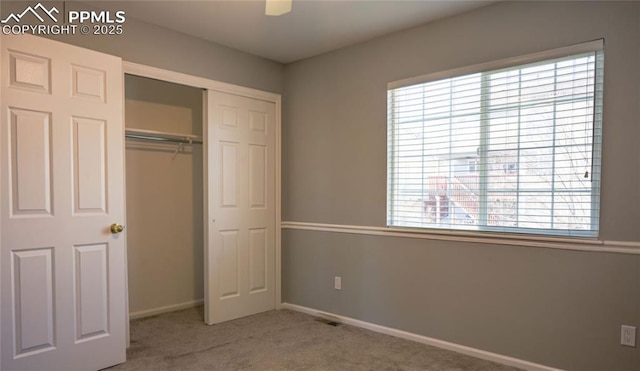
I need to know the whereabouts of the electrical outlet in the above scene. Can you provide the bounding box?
[334,276,342,290]
[621,325,636,347]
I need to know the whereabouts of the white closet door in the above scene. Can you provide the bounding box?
[205,90,276,324]
[0,34,127,370]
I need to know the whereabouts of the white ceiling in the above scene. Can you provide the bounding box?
[86,0,497,64]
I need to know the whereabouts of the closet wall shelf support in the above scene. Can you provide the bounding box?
[125,128,203,144]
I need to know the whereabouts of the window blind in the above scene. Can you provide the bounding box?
[387,44,604,237]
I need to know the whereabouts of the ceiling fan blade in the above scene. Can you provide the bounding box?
[265,0,292,16]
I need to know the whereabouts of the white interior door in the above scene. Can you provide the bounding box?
[0,34,126,370]
[205,90,276,324]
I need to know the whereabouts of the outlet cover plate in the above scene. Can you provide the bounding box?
[621,325,636,347]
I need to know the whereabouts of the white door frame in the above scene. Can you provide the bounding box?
[121,62,282,321]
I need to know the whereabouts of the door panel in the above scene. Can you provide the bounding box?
[8,50,50,93]
[206,91,275,324]
[248,228,267,293]
[73,117,107,213]
[1,34,126,371]
[74,243,109,342]
[12,248,55,356]
[9,108,52,215]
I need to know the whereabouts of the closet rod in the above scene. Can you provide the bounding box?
[125,128,203,145]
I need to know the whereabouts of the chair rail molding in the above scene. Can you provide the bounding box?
[281,221,640,255]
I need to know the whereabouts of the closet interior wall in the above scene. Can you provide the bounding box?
[124,75,204,317]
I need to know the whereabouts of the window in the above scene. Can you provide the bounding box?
[387,41,604,237]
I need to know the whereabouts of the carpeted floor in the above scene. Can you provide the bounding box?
[108,306,521,370]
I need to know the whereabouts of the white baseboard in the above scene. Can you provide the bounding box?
[280,302,562,371]
[129,299,204,320]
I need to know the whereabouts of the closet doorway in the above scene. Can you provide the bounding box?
[122,63,282,327]
[124,75,205,319]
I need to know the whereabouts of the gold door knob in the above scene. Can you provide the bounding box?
[110,223,124,234]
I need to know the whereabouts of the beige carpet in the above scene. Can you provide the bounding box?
[108,306,521,370]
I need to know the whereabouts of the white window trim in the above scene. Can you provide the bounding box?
[389,40,603,90]
[386,39,604,238]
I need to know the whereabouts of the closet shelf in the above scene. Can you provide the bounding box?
[125,128,203,144]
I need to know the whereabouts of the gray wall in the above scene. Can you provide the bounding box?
[124,75,204,316]
[282,2,640,371]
